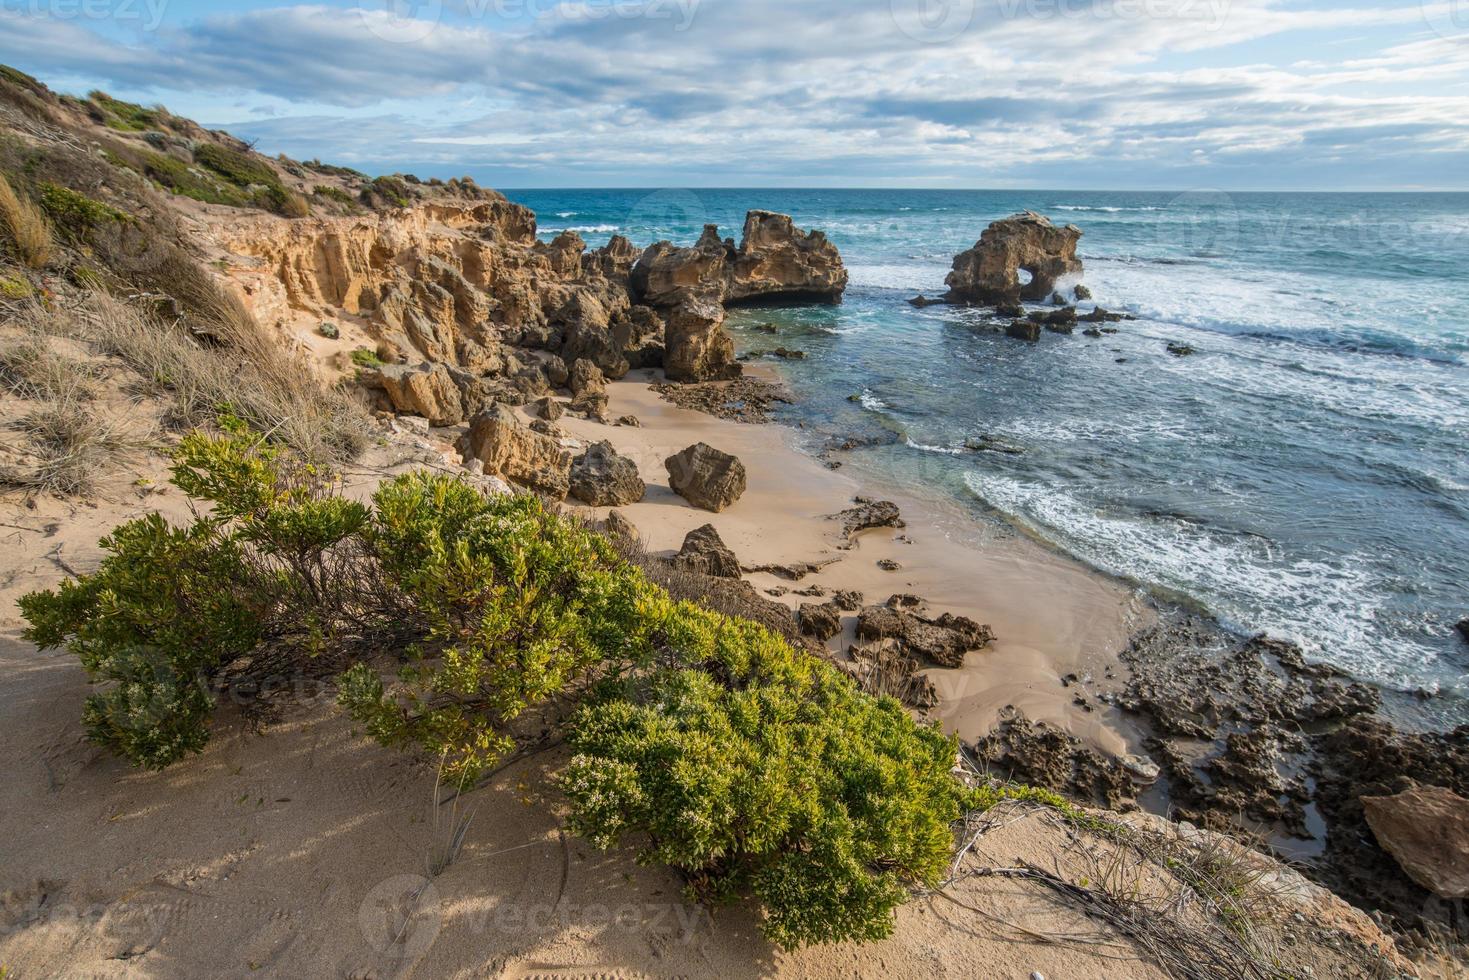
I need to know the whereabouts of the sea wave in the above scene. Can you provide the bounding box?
[959,471,1438,690]
[904,437,962,455]
[1054,205,1162,213]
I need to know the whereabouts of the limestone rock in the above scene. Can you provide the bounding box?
[631,210,847,309]
[568,358,607,397]
[1362,785,1469,898]
[371,362,463,426]
[568,440,645,507]
[601,509,640,549]
[671,523,741,579]
[455,405,571,499]
[665,442,747,512]
[944,211,1083,305]
[799,602,843,641]
[833,498,904,542]
[856,595,994,668]
[663,300,740,383]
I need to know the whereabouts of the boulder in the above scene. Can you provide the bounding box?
[665,442,747,512]
[832,498,904,542]
[1454,617,1468,643]
[663,300,740,383]
[568,440,645,506]
[855,595,994,668]
[1005,320,1041,342]
[568,358,607,397]
[1362,785,1469,898]
[455,405,571,499]
[531,396,564,421]
[371,362,464,426]
[725,210,848,305]
[944,211,1083,305]
[671,523,741,579]
[601,509,640,549]
[799,602,843,642]
[631,211,847,308]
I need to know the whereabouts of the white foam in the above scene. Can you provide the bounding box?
[904,438,962,455]
[960,471,1445,691]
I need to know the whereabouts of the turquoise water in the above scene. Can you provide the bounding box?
[507,188,1469,723]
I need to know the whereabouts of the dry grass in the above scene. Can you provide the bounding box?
[3,378,121,495]
[0,171,51,268]
[72,290,372,461]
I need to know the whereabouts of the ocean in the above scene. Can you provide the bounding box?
[505,188,1469,726]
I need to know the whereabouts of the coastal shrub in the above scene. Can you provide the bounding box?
[87,91,164,132]
[338,477,658,786]
[562,601,966,949]
[0,171,52,268]
[194,143,280,188]
[38,182,127,239]
[21,431,971,947]
[18,426,371,765]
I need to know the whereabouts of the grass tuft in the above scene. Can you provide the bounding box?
[0,172,52,268]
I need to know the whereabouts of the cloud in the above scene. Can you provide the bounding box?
[2,0,1467,187]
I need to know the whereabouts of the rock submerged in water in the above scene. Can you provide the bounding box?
[1455,617,1469,643]
[1167,342,1196,357]
[944,211,1083,306]
[665,442,747,512]
[568,439,645,507]
[1006,320,1041,342]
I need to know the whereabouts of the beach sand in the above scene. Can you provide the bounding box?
[557,369,1152,756]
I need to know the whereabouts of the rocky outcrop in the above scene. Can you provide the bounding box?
[455,405,571,499]
[943,211,1083,306]
[663,300,739,383]
[671,524,741,579]
[631,211,847,309]
[568,440,645,506]
[1361,786,1469,898]
[832,497,905,543]
[798,602,843,641]
[664,442,747,512]
[973,713,1143,811]
[367,362,464,426]
[855,594,994,668]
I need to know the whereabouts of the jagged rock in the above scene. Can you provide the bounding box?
[529,418,562,438]
[943,211,1083,305]
[1167,342,1196,357]
[1458,617,1469,643]
[1082,327,1103,338]
[671,523,741,579]
[568,358,607,397]
[908,294,943,307]
[1005,320,1041,342]
[663,300,740,383]
[568,440,644,506]
[1079,306,1128,323]
[456,405,571,498]
[615,415,640,427]
[651,376,792,423]
[831,590,864,611]
[799,602,843,641]
[569,391,609,421]
[972,713,1139,811]
[741,558,838,581]
[370,362,464,426]
[665,442,747,512]
[832,497,904,542]
[601,509,640,549]
[631,210,847,308]
[964,434,1025,455]
[876,558,902,571]
[855,595,994,668]
[532,396,564,421]
[1074,284,1092,301]
[1361,786,1469,898]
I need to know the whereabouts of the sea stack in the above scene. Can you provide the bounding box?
[943,211,1083,306]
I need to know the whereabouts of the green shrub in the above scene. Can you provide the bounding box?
[38,182,127,238]
[562,599,965,949]
[193,143,280,188]
[338,476,656,785]
[87,91,163,131]
[350,346,383,368]
[21,428,973,948]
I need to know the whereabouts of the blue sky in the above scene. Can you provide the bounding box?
[2,0,1467,189]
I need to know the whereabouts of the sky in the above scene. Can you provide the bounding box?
[1,0,1468,189]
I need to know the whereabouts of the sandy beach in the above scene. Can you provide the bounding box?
[554,369,1152,756]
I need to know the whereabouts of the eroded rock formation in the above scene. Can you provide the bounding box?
[665,442,747,512]
[943,211,1083,305]
[455,405,571,499]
